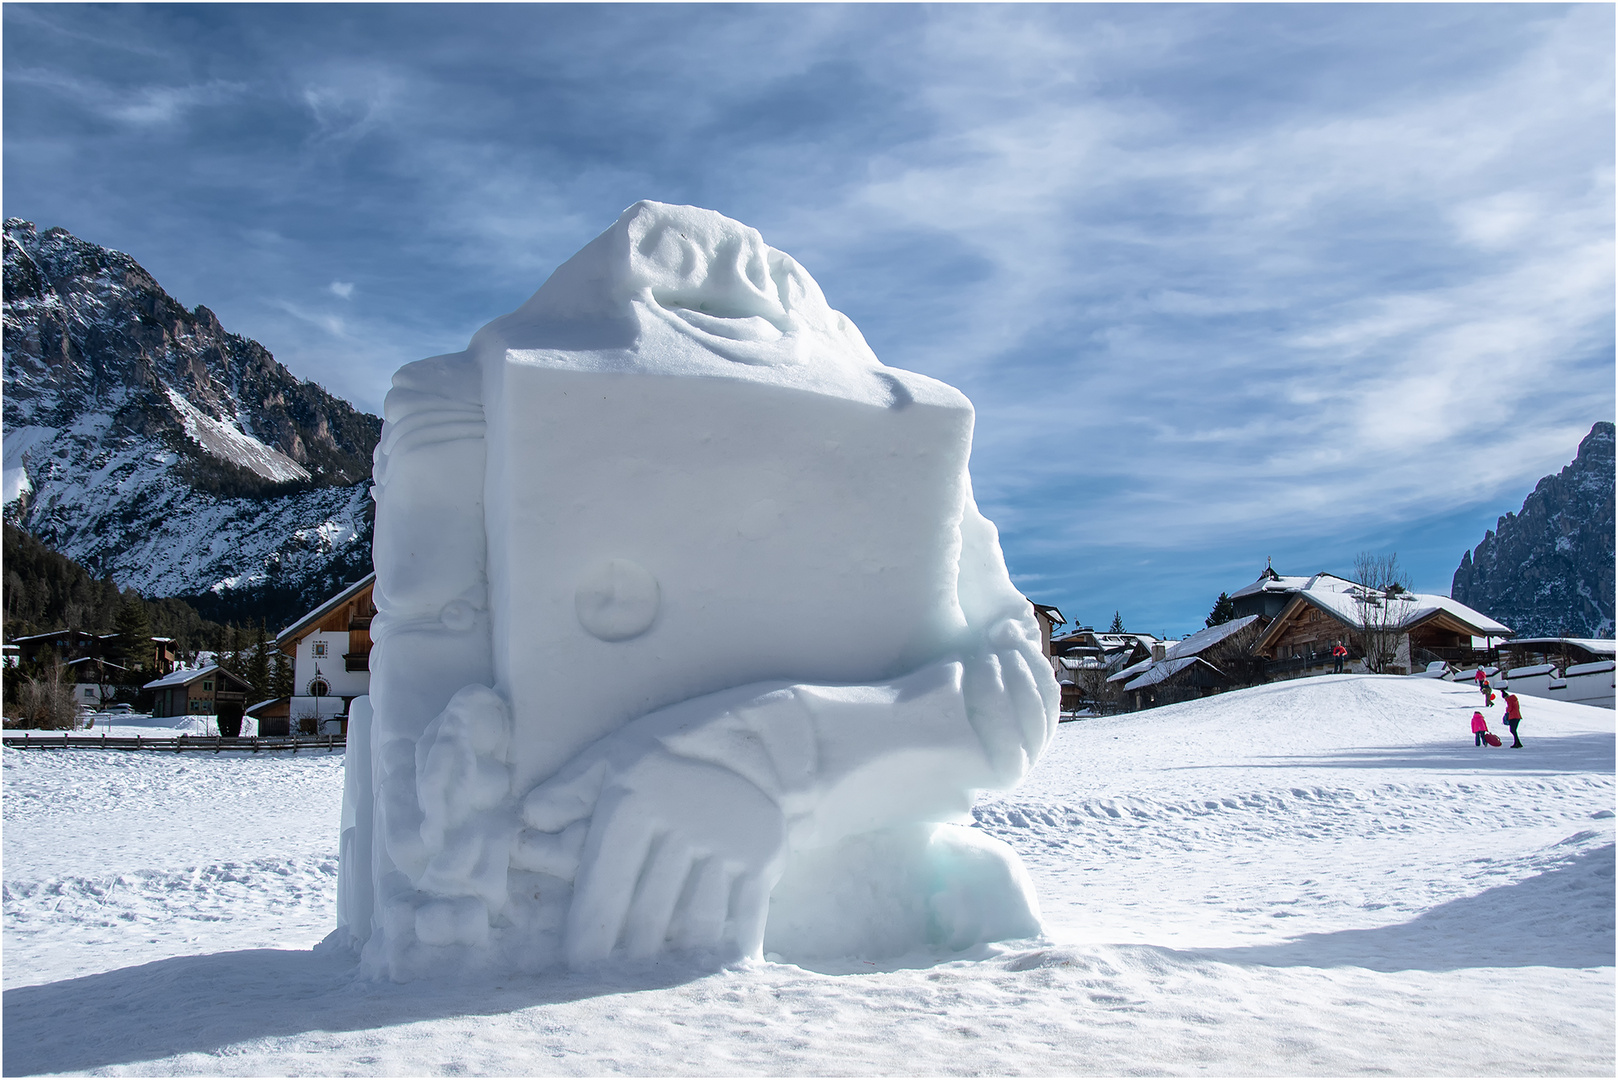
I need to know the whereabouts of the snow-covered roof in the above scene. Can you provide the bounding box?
[277,572,377,643]
[1027,600,1066,626]
[1229,572,1316,599]
[1237,570,1510,639]
[1124,655,1203,691]
[1287,582,1509,636]
[1093,633,1151,651]
[1162,616,1261,662]
[65,656,126,671]
[143,664,220,690]
[1113,622,1258,692]
[1107,655,1159,684]
[9,629,101,643]
[1504,638,1616,655]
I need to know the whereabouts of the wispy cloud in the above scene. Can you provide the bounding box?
[298,63,404,143]
[5,67,244,127]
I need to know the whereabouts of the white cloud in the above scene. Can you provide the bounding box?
[328,281,354,299]
[791,4,1613,560]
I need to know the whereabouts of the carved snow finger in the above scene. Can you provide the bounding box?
[670,856,731,952]
[510,819,588,880]
[960,653,1023,784]
[727,869,773,962]
[998,647,1051,766]
[521,758,608,832]
[563,788,656,966]
[623,833,697,959]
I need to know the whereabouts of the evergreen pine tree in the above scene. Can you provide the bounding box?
[1205,591,1237,628]
[112,593,153,672]
[1108,611,1125,634]
[271,648,294,699]
[221,624,244,677]
[246,622,272,702]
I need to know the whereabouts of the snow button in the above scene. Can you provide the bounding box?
[575,558,660,642]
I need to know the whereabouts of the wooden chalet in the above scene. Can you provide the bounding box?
[1110,615,1267,712]
[248,574,375,736]
[1028,602,1066,660]
[9,629,175,675]
[66,656,126,709]
[1051,628,1158,714]
[1251,573,1509,677]
[143,664,253,721]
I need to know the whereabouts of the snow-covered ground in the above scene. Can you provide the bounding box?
[34,711,235,738]
[4,674,1612,1075]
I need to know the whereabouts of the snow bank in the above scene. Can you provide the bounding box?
[347,202,1058,980]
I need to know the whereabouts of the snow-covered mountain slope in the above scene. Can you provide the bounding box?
[1453,421,1615,638]
[2,219,380,618]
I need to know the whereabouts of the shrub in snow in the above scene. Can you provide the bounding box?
[13,668,79,730]
[337,202,1057,980]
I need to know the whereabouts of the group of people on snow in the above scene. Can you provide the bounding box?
[1469,666,1524,749]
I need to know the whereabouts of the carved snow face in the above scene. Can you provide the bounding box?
[496,201,883,375]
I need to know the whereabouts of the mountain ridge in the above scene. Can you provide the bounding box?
[3,219,379,626]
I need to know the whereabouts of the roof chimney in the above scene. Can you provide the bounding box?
[1151,642,1166,662]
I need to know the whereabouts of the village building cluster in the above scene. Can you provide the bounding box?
[1037,566,1614,717]
[9,561,1613,734]
[4,574,376,736]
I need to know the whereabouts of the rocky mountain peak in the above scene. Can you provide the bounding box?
[4,219,379,488]
[3,220,380,625]
[1452,422,1615,639]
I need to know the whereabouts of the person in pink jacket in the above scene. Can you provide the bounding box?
[1470,710,1489,747]
[1502,691,1524,748]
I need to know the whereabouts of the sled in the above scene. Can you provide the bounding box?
[1483,732,1503,747]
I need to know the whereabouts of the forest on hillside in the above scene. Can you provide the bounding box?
[3,523,235,652]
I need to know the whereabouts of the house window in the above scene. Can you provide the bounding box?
[203,680,213,691]
[312,641,328,657]
[308,678,330,698]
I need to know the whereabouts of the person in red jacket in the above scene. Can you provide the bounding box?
[1332,640,1348,674]
[1470,710,1489,747]
[1502,691,1524,748]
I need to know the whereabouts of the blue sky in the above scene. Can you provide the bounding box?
[5,3,1613,637]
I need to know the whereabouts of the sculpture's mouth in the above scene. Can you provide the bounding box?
[660,303,785,343]
[641,288,803,366]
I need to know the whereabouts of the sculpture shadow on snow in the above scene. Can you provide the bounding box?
[1,948,708,1076]
[1176,841,1616,973]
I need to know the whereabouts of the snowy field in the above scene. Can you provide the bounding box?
[4,674,1612,1076]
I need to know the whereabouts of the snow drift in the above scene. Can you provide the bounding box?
[340,202,1058,980]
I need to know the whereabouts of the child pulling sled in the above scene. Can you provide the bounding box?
[1471,710,1501,747]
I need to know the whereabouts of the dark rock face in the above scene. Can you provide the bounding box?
[3,218,380,624]
[1452,422,1615,639]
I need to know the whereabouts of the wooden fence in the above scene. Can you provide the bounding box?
[1,732,345,754]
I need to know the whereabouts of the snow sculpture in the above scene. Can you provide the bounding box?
[335,201,1059,980]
